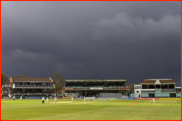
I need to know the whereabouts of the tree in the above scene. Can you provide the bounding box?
[1,72,9,86]
[53,73,64,97]
[127,83,135,93]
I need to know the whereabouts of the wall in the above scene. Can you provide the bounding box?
[161,92,170,97]
[141,91,179,98]
[176,93,181,97]
[155,89,162,97]
[65,93,79,97]
[130,93,135,98]
[134,89,141,98]
[141,92,149,97]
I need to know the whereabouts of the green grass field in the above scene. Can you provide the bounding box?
[1,99,181,120]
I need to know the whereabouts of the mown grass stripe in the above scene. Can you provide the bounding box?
[1,99,181,120]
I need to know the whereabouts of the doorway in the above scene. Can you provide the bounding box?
[149,93,155,98]
[170,93,176,98]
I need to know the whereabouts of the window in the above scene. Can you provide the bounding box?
[149,93,155,98]
[142,85,148,89]
[135,86,141,89]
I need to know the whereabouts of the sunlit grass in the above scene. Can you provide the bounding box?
[1,99,181,120]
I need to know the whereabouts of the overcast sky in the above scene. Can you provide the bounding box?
[1,1,181,86]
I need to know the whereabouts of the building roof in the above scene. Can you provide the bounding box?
[12,76,53,82]
[160,80,175,83]
[65,79,126,82]
[141,79,175,84]
[141,80,156,83]
[175,87,181,89]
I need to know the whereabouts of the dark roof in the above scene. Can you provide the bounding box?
[160,80,175,83]
[65,79,126,82]
[12,77,52,82]
[141,79,175,84]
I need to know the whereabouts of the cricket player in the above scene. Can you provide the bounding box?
[153,98,155,104]
[47,97,49,103]
[72,97,74,102]
[54,97,57,103]
[42,97,45,104]
[8,93,11,98]
[20,96,22,101]
[84,97,86,105]
[13,96,15,100]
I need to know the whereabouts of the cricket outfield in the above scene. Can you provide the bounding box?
[1,99,181,120]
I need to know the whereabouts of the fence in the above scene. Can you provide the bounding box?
[123,97,136,100]
[159,98,181,100]
[136,98,181,100]
[137,98,159,100]
[25,97,44,99]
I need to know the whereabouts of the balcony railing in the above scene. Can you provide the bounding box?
[2,84,12,88]
[142,88,175,89]
[162,89,176,92]
[11,92,56,96]
[63,86,130,90]
[14,85,55,88]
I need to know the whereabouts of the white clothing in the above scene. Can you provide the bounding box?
[47,97,49,103]
[153,99,155,104]
[42,97,45,101]
[54,97,57,103]
[84,97,86,105]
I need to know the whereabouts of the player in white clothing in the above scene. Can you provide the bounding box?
[42,97,45,104]
[54,97,57,103]
[84,97,86,105]
[47,97,49,103]
[20,96,22,101]
[153,98,155,104]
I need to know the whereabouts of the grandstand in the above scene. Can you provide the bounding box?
[62,79,131,99]
[1,76,55,98]
[133,78,181,98]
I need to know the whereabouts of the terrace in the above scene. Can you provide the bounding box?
[12,80,55,89]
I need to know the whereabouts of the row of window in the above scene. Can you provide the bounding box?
[135,85,175,89]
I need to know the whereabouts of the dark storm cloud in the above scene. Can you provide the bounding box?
[1,1,181,86]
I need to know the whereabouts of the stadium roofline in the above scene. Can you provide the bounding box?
[65,79,127,81]
[144,78,172,80]
[11,76,53,82]
[65,79,126,80]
